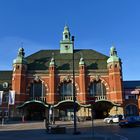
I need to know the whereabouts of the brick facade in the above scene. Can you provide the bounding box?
[0,26,140,120]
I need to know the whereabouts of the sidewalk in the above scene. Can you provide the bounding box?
[0,120,112,140]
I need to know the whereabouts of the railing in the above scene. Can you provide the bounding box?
[29,97,47,103]
[29,95,107,103]
[59,95,107,102]
[95,95,107,101]
[60,96,73,101]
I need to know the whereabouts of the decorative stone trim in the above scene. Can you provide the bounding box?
[88,76,110,94]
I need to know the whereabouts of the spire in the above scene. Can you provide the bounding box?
[107,46,119,63]
[60,25,73,54]
[13,48,27,64]
[63,25,70,41]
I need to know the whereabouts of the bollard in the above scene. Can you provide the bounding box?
[2,118,4,126]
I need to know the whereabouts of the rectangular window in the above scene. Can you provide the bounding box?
[125,95,137,100]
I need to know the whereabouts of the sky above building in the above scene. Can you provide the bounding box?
[0,0,140,80]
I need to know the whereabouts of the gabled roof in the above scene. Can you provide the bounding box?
[123,81,140,89]
[26,49,108,70]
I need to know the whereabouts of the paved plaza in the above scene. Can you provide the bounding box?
[0,120,110,140]
[0,120,140,140]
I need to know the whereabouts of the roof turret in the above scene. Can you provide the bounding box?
[13,48,27,64]
[107,46,119,63]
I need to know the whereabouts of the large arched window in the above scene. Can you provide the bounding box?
[59,81,73,96]
[30,82,45,99]
[89,80,106,96]
[126,104,138,116]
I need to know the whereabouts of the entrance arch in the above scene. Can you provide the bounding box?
[93,100,114,119]
[54,101,81,121]
[17,100,48,120]
[88,79,113,119]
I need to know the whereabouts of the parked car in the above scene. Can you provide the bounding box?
[119,116,140,128]
[103,115,123,124]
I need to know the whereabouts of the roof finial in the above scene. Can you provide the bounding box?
[50,52,55,66]
[79,52,85,65]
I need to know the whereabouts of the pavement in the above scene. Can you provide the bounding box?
[0,120,112,140]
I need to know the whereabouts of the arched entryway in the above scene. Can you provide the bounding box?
[92,101,114,119]
[54,101,80,121]
[125,104,138,116]
[88,79,113,119]
[17,100,48,121]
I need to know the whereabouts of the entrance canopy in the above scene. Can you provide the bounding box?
[17,100,49,109]
[54,100,81,110]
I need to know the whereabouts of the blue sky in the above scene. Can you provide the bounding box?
[0,0,140,80]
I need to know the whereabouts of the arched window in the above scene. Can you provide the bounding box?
[59,81,73,96]
[30,82,45,99]
[126,104,138,116]
[89,80,106,96]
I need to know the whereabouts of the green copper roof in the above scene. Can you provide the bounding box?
[26,49,108,70]
[13,48,27,64]
[49,57,55,66]
[107,56,119,63]
[13,56,27,64]
[79,57,85,65]
[107,46,120,63]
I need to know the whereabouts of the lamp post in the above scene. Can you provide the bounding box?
[49,105,52,124]
[2,82,10,125]
[72,36,79,134]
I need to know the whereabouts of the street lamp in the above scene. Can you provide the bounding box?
[72,36,80,135]
[2,82,10,125]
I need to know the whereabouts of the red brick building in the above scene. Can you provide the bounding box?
[0,25,140,121]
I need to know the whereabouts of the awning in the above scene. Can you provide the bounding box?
[131,90,140,94]
[16,100,49,109]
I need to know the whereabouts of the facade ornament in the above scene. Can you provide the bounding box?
[63,75,71,82]
[34,75,40,82]
[79,57,85,65]
[3,82,9,89]
[49,52,55,66]
[95,74,100,81]
[50,57,55,66]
